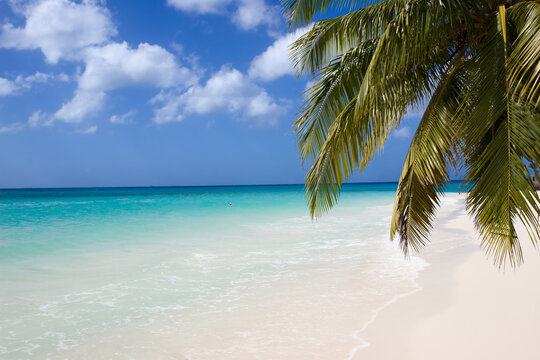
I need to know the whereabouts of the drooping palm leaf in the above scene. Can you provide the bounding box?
[289,2,396,74]
[507,1,540,108]
[284,0,383,28]
[461,6,540,266]
[285,0,540,267]
[391,63,465,255]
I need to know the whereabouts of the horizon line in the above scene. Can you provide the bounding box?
[0,180,464,191]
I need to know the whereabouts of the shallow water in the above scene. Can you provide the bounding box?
[0,183,461,359]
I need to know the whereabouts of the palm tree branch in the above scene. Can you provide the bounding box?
[390,62,464,255]
[283,0,384,28]
[289,1,395,75]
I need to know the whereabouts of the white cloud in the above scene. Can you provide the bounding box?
[183,67,249,114]
[0,109,56,135]
[0,111,53,135]
[58,73,70,82]
[304,80,317,94]
[0,122,25,134]
[232,0,279,30]
[0,0,116,63]
[151,91,184,124]
[0,71,69,96]
[76,125,98,134]
[28,110,53,127]
[166,0,231,14]
[17,71,52,85]
[28,111,42,127]
[54,41,198,123]
[244,92,281,125]
[109,109,136,124]
[152,66,284,126]
[0,78,16,96]
[1,0,283,130]
[79,42,196,92]
[55,89,106,123]
[167,0,279,30]
[392,126,412,139]
[405,104,426,119]
[249,26,310,81]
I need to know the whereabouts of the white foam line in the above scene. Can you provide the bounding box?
[346,262,430,360]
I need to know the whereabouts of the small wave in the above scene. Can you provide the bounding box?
[13,200,97,208]
[346,257,430,360]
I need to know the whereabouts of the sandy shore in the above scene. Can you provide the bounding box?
[357,194,540,359]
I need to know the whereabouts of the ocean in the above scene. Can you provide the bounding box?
[0,183,461,359]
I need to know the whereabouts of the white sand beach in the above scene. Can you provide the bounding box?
[358,194,540,359]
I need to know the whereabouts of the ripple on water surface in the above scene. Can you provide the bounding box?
[0,184,439,359]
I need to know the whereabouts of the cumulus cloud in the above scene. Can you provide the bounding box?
[1,0,284,131]
[0,78,16,96]
[405,105,426,119]
[28,111,42,127]
[0,72,68,96]
[232,0,279,30]
[0,122,26,134]
[152,66,284,126]
[151,91,184,124]
[167,0,279,30]
[392,126,412,139]
[28,110,53,127]
[19,71,57,85]
[52,41,197,123]
[166,0,231,14]
[55,90,106,123]
[304,79,316,92]
[0,111,53,135]
[0,109,54,136]
[0,0,116,63]
[79,42,195,92]
[249,26,311,81]
[76,125,98,134]
[109,109,136,124]
[0,1,200,126]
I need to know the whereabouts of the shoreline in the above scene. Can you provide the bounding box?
[2,191,538,359]
[347,280,425,360]
[355,194,540,359]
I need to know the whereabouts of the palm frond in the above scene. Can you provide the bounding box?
[390,64,464,255]
[462,7,540,267]
[507,1,540,108]
[296,42,376,161]
[302,57,444,218]
[289,1,395,75]
[283,0,381,28]
[286,0,540,267]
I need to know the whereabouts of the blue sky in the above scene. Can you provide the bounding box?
[0,0,421,188]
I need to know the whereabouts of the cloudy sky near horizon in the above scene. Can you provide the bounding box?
[0,0,420,188]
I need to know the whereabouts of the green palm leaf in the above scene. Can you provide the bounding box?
[285,0,540,267]
[284,0,381,28]
[462,6,540,267]
[391,63,464,255]
[507,1,540,107]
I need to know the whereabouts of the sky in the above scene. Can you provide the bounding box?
[0,0,422,188]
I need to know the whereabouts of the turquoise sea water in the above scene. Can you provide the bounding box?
[0,183,461,359]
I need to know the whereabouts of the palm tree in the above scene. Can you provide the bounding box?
[284,0,540,267]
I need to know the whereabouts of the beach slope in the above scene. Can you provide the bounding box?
[359,194,540,360]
